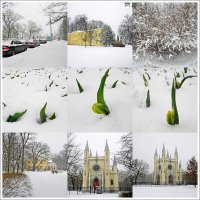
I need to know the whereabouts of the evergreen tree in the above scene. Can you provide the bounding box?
[101,24,115,46]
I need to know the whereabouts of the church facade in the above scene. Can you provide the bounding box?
[153,144,183,185]
[82,140,119,192]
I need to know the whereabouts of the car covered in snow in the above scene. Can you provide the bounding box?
[25,39,40,48]
[39,39,47,44]
[2,40,27,57]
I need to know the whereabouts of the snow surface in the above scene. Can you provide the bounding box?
[25,171,67,197]
[2,40,67,68]
[133,185,198,198]
[67,67,133,132]
[68,45,132,68]
[67,191,119,198]
[133,52,198,132]
[2,68,68,132]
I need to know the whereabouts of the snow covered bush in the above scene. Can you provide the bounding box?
[3,173,32,197]
[132,2,197,60]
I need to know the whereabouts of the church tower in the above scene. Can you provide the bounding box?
[104,140,111,188]
[82,140,119,192]
[153,144,183,185]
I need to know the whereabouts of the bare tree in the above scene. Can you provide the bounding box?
[3,9,23,39]
[27,20,42,39]
[27,141,50,171]
[132,159,149,184]
[117,132,134,183]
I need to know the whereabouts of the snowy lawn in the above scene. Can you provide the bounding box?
[133,52,198,132]
[133,185,198,198]
[25,171,67,197]
[3,173,32,198]
[68,45,132,68]
[67,191,119,198]
[2,40,68,132]
[2,68,68,132]
[2,40,67,68]
[67,67,133,132]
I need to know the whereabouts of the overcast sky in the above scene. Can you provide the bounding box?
[36,132,67,154]
[68,1,131,34]
[12,2,59,35]
[134,132,198,172]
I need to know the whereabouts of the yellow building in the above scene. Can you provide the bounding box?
[82,140,119,192]
[153,144,183,185]
[68,28,102,46]
[25,160,57,171]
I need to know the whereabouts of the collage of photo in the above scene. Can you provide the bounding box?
[1,1,199,199]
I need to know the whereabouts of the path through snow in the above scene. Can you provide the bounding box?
[26,171,67,197]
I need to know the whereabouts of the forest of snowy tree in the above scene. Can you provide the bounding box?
[131,2,198,60]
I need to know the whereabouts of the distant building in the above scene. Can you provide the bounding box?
[25,160,57,171]
[82,140,119,192]
[153,144,183,185]
[67,28,102,46]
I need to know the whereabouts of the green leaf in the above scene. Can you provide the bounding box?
[146,89,150,107]
[3,102,6,107]
[121,81,126,85]
[184,67,188,73]
[92,69,110,115]
[166,110,175,125]
[92,103,110,115]
[143,74,149,87]
[7,110,27,122]
[175,75,197,89]
[111,80,118,88]
[40,102,47,124]
[145,72,151,80]
[167,79,179,126]
[76,79,84,93]
[49,81,53,87]
[61,93,68,97]
[49,112,56,120]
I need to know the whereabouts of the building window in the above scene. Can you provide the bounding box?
[111,180,113,185]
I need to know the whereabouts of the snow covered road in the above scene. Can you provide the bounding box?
[2,40,67,68]
[26,171,67,197]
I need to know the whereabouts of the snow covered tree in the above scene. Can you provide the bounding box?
[101,24,115,46]
[186,156,198,186]
[132,2,198,60]
[118,14,133,45]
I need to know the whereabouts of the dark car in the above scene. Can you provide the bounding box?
[25,39,40,48]
[3,40,27,57]
[39,39,47,44]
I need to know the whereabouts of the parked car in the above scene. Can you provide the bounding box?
[39,39,47,44]
[25,39,40,48]
[3,40,27,57]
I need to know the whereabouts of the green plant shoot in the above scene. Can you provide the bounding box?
[7,110,27,122]
[146,89,150,107]
[111,80,118,88]
[76,79,84,93]
[92,69,110,115]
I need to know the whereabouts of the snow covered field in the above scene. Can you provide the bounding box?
[2,68,68,132]
[67,67,133,132]
[2,41,68,132]
[26,171,67,197]
[68,45,132,68]
[2,40,67,68]
[133,52,198,132]
[133,185,198,198]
